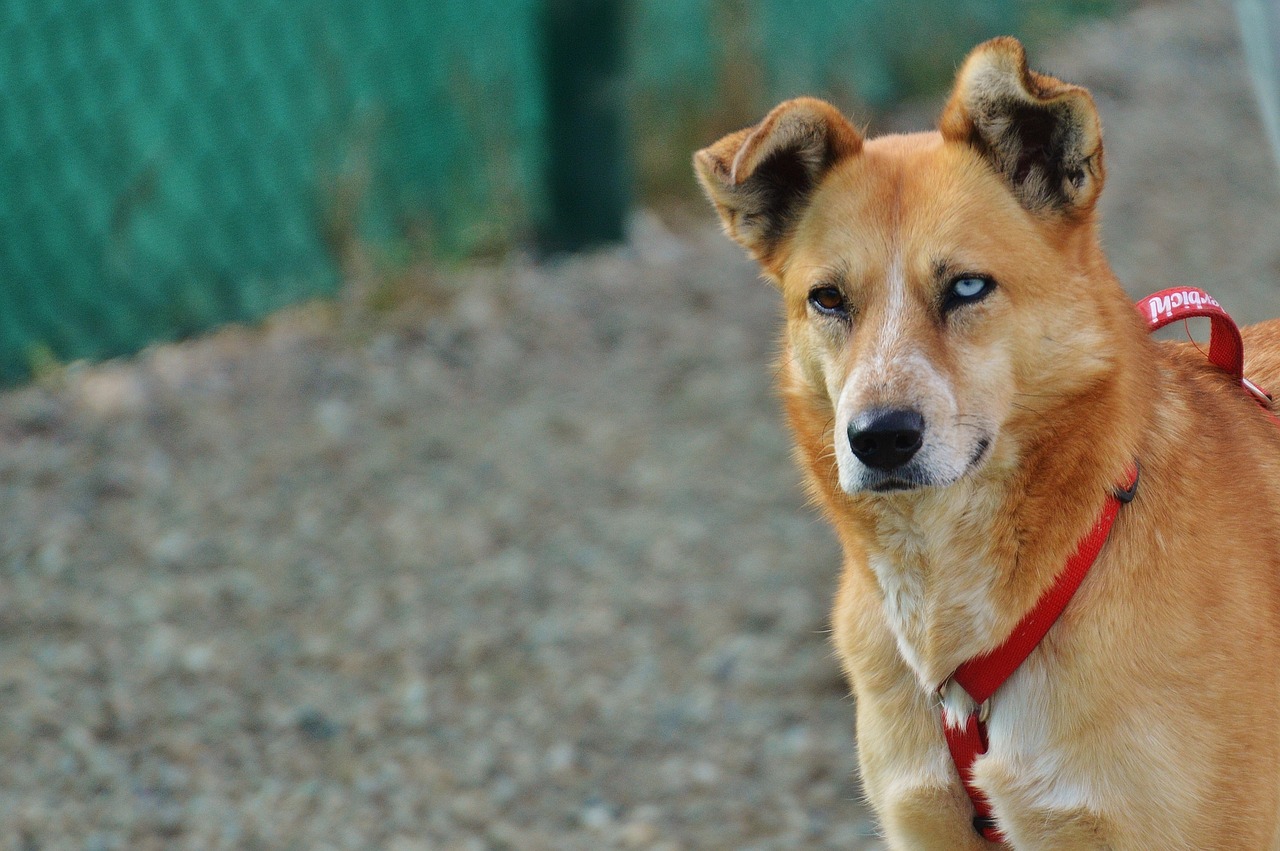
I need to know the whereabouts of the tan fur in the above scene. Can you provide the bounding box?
[696,37,1280,848]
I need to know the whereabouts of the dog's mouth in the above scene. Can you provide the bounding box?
[869,477,920,492]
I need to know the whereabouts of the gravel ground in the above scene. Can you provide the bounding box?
[2,2,1278,849]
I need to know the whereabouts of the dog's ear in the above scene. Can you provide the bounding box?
[694,97,862,264]
[940,37,1104,217]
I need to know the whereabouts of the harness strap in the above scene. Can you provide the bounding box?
[1139,287,1244,380]
[953,463,1136,705]
[1139,286,1279,413]
[938,462,1138,844]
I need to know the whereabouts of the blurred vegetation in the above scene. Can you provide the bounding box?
[629,0,1128,198]
[0,0,1125,384]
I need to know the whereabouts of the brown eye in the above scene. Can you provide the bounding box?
[808,286,847,316]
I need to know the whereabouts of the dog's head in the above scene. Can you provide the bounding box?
[695,37,1117,495]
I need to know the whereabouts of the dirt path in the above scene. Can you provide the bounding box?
[0,2,1276,848]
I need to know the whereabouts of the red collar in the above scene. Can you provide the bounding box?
[937,285,1271,843]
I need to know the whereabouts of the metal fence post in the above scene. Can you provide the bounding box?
[538,0,631,253]
[1236,0,1280,185]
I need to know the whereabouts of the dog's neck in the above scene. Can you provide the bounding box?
[858,475,1013,688]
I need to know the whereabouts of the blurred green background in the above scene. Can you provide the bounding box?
[0,0,1121,385]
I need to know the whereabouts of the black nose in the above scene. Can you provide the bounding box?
[848,409,925,471]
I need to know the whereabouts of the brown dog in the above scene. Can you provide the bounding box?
[696,37,1280,848]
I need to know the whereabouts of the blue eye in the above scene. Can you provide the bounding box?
[944,275,995,313]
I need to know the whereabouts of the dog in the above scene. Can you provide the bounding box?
[695,36,1280,848]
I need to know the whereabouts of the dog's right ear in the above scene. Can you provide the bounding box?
[694,98,862,266]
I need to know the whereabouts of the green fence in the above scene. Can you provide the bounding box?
[0,0,1116,385]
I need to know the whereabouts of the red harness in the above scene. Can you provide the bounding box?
[938,287,1272,844]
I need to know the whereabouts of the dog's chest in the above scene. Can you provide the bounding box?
[866,492,1003,690]
[863,502,1128,839]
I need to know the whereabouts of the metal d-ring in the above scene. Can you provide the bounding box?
[938,678,991,725]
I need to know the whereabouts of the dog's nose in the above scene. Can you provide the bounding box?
[848,409,925,471]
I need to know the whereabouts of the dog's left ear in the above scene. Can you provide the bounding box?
[940,37,1104,218]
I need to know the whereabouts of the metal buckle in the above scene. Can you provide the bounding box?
[1243,377,1273,407]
